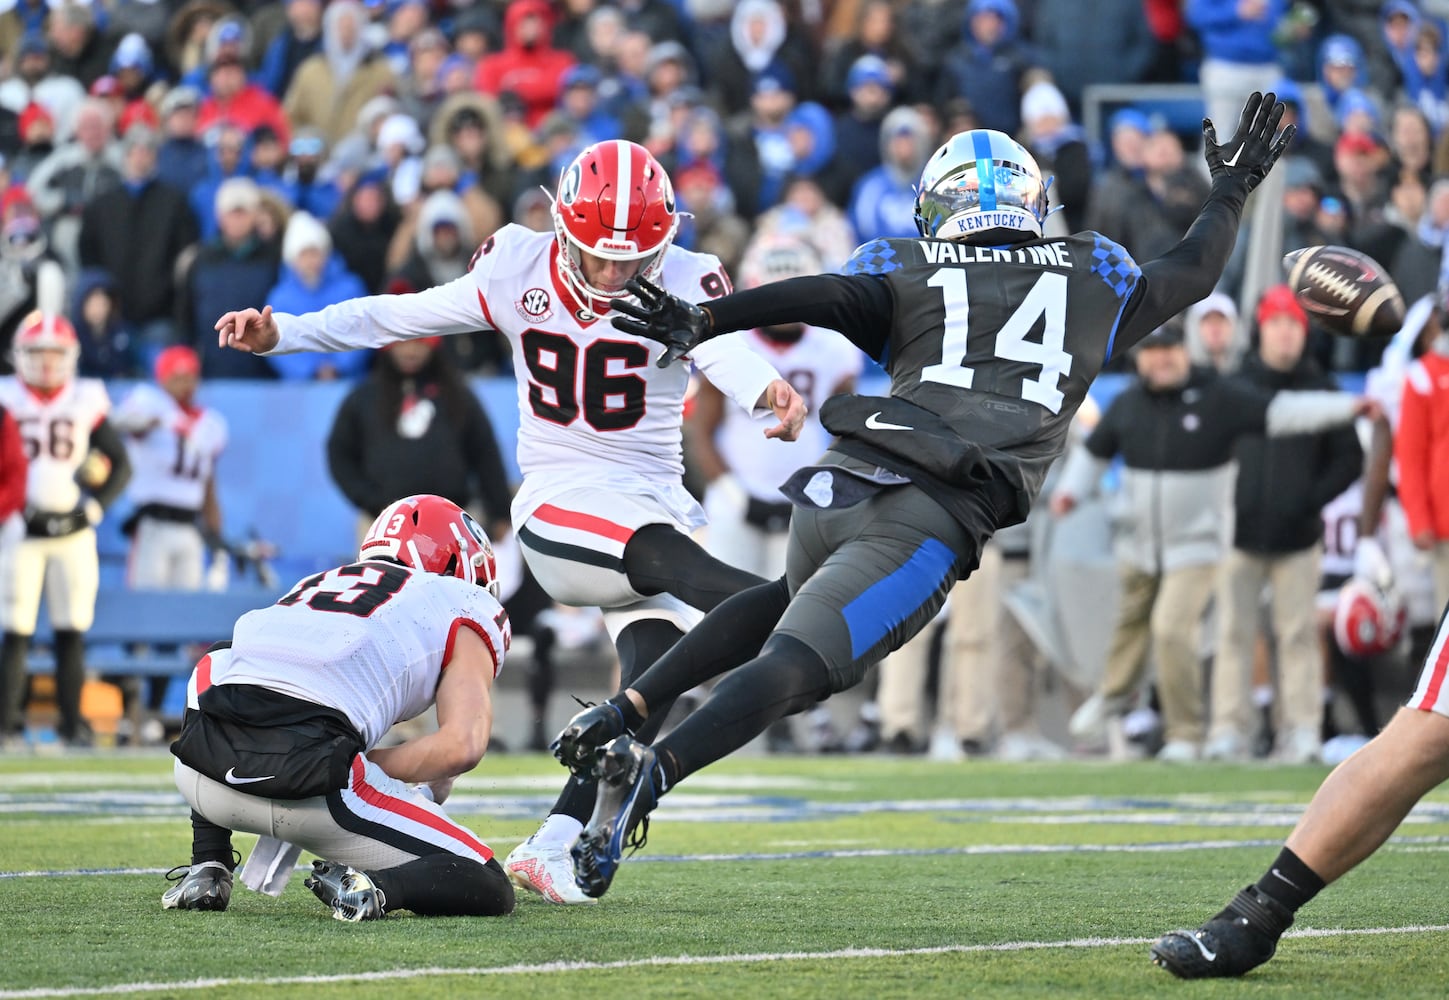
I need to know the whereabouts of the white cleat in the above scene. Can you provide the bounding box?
[505,838,597,905]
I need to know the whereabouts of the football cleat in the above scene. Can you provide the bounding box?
[304,860,387,922]
[552,701,628,778]
[1150,885,1294,978]
[572,735,659,899]
[161,860,233,911]
[504,837,597,905]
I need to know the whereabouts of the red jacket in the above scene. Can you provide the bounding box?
[0,407,27,522]
[474,0,574,128]
[1397,351,1449,540]
[197,85,291,146]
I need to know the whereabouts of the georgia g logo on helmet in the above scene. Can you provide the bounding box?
[558,162,582,207]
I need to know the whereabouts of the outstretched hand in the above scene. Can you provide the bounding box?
[215,305,280,354]
[1202,91,1296,193]
[611,276,714,367]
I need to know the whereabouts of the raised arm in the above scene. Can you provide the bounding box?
[216,272,488,356]
[1116,92,1295,353]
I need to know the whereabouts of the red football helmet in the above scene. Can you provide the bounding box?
[551,139,678,309]
[1334,577,1407,659]
[359,494,500,598]
[13,310,78,390]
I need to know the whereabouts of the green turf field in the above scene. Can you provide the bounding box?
[4,751,1448,998]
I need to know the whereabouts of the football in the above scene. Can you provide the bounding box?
[1281,245,1405,337]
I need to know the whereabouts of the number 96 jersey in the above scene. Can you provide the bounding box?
[0,376,110,512]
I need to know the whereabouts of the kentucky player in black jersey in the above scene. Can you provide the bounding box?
[553,92,1295,899]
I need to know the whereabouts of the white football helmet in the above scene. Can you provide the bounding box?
[737,235,822,290]
[12,310,79,391]
[913,129,1049,242]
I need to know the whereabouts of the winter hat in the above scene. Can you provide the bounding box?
[1256,284,1307,328]
[282,211,332,264]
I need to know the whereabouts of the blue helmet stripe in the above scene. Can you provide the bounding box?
[972,131,996,212]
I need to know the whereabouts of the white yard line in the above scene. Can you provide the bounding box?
[3,925,1448,999]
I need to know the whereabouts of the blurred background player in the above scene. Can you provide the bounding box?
[0,311,129,748]
[164,494,514,921]
[111,346,228,591]
[687,233,862,752]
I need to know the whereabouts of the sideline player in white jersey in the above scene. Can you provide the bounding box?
[164,494,515,921]
[0,312,130,747]
[214,139,807,903]
[690,235,864,577]
[111,346,228,590]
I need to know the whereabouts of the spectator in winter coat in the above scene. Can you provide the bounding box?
[832,55,892,191]
[473,0,574,129]
[1184,291,1245,374]
[198,54,291,147]
[1031,0,1156,114]
[69,268,130,379]
[179,177,279,379]
[258,0,324,99]
[155,87,210,197]
[264,212,369,380]
[847,106,936,242]
[1018,80,1091,233]
[328,169,399,294]
[935,0,1040,135]
[1186,0,1286,140]
[283,0,395,148]
[188,123,250,242]
[0,32,83,145]
[708,0,816,116]
[78,126,197,366]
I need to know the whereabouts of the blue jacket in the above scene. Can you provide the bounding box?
[156,137,211,199]
[847,165,919,242]
[936,0,1038,134]
[1186,0,1286,65]
[258,30,323,98]
[264,255,371,380]
[186,237,281,379]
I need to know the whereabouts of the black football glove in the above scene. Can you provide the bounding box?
[610,276,713,367]
[1202,91,1296,193]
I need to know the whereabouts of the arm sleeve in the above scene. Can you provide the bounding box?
[704,274,895,360]
[1053,441,1109,501]
[1264,391,1361,436]
[87,419,131,509]
[269,273,487,355]
[1114,177,1252,352]
[1396,371,1434,538]
[1082,401,1122,459]
[0,411,26,520]
[689,334,781,417]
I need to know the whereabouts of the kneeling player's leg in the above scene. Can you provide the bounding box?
[623,523,766,612]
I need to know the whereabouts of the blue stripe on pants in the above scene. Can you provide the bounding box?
[840,538,956,660]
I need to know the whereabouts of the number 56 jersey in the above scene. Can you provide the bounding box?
[0,376,110,512]
[270,224,782,530]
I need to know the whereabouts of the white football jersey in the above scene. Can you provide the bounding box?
[0,376,110,511]
[712,327,864,502]
[270,224,783,528]
[112,384,229,511]
[214,560,510,749]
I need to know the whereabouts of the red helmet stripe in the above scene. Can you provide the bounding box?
[611,140,632,239]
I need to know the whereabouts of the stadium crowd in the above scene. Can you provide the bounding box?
[0,0,1448,764]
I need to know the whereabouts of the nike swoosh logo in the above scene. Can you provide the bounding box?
[1270,867,1301,890]
[1189,934,1217,962]
[865,411,913,431]
[225,767,276,785]
[1222,145,1244,167]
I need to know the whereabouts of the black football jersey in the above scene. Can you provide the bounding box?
[840,232,1150,512]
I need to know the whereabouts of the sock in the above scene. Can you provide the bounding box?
[53,630,85,739]
[607,693,645,732]
[367,856,514,916]
[533,811,582,840]
[0,632,30,735]
[1255,846,1326,912]
[654,746,681,794]
[189,810,236,868]
[631,577,791,710]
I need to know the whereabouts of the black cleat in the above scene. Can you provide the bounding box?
[552,702,629,778]
[305,860,387,922]
[161,861,232,911]
[1151,885,1294,978]
[571,735,659,898]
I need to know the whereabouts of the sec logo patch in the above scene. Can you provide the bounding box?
[517,287,554,322]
